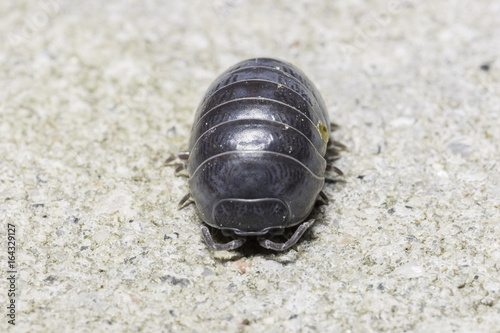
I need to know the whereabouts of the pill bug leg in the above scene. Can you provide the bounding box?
[201,227,246,251]
[258,219,315,251]
[326,164,344,176]
[165,151,190,163]
[177,193,193,209]
[166,151,192,208]
[330,122,340,130]
[329,140,347,150]
[165,151,190,174]
[318,191,329,205]
[325,147,344,183]
[325,121,346,180]
[326,140,346,159]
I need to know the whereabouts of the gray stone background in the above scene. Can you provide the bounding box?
[1,0,499,332]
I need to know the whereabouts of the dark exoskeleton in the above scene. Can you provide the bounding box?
[167,58,344,251]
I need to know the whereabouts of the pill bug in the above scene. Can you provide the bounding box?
[167,58,343,251]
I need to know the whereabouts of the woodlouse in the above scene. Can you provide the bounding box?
[168,58,343,251]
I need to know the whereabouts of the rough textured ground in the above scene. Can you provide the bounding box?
[1,0,499,332]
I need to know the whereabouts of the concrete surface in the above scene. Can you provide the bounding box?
[1,0,499,332]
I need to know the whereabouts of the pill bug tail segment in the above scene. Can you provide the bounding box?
[202,226,246,251]
[257,219,315,251]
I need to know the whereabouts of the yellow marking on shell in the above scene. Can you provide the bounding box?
[317,121,329,143]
